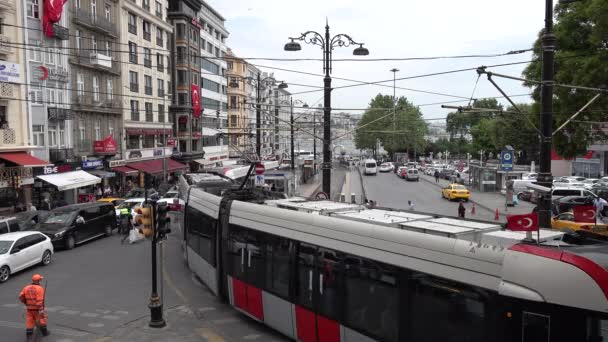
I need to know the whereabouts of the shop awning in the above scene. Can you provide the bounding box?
[37,170,101,191]
[87,170,116,178]
[0,152,52,167]
[126,159,188,175]
[111,166,138,175]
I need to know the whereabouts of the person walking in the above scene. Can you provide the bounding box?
[458,202,466,218]
[408,200,415,211]
[18,274,49,338]
[120,211,133,244]
[594,196,607,221]
[434,170,440,183]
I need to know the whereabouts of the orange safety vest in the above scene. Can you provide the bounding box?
[19,284,44,311]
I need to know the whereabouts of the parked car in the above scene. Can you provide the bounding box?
[363,159,378,176]
[582,179,600,190]
[0,217,21,235]
[37,202,116,250]
[0,231,53,283]
[441,184,470,201]
[552,196,601,215]
[378,163,393,173]
[12,211,50,231]
[439,169,457,180]
[552,187,596,200]
[404,169,419,182]
[396,166,408,177]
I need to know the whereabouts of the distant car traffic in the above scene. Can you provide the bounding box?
[441,184,470,201]
[404,169,419,182]
[396,166,408,177]
[363,159,378,176]
[378,163,393,172]
[0,231,53,283]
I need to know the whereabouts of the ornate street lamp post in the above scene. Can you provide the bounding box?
[285,19,369,195]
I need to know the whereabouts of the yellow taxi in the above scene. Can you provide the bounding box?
[97,197,125,207]
[551,212,608,237]
[441,183,470,201]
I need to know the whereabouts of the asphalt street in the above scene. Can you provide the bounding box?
[361,170,500,221]
[0,222,288,341]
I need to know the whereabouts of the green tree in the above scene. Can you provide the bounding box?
[522,0,608,158]
[355,94,428,157]
[470,118,497,153]
[445,98,503,138]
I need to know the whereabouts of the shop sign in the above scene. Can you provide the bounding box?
[127,148,171,160]
[167,138,177,147]
[109,160,126,168]
[93,135,118,154]
[82,160,103,170]
[0,62,20,83]
[34,164,70,176]
[43,166,58,174]
[191,17,203,30]
[154,149,163,156]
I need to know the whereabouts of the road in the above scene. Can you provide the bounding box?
[0,223,288,341]
[361,170,500,221]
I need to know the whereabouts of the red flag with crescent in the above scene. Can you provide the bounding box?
[191,83,201,118]
[573,205,596,223]
[506,212,538,232]
[43,0,68,37]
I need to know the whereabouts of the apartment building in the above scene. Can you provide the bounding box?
[272,87,291,158]
[68,0,121,164]
[225,49,247,158]
[165,0,203,167]
[120,0,173,164]
[196,0,228,167]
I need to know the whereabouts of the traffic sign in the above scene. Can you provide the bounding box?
[500,150,513,171]
[255,163,265,175]
[254,174,265,187]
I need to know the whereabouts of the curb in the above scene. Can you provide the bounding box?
[358,167,367,202]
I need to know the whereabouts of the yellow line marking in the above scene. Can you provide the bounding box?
[198,328,226,342]
[93,337,112,342]
[162,252,189,304]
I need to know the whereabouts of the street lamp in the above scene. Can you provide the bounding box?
[229,74,287,158]
[390,68,399,160]
[285,19,369,195]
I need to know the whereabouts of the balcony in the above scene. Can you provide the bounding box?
[145,111,153,122]
[144,58,152,68]
[0,34,12,55]
[52,24,69,40]
[158,89,164,97]
[49,148,74,163]
[129,53,137,64]
[145,86,152,95]
[48,107,73,120]
[130,83,139,92]
[90,53,112,68]
[0,128,16,146]
[131,111,140,121]
[72,8,117,37]
[156,37,163,47]
[72,95,121,113]
[128,24,137,35]
[157,64,164,72]
[144,31,151,41]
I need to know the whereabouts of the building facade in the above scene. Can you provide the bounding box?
[120,0,173,164]
[225,49,248,158]
[197,0,228,167]
[272,87,291,158]
[68,0,121,165]
[167,0,203,166]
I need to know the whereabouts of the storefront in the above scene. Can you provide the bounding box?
[110,158,188,193]
[0,152,51,213]
[36,170,101,206]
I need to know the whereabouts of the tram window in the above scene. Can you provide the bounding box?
[186,209,200,255]
[245,230,266,288]
[186,207,216,265]
[226,225,247,279]
[264,235,291,298]
[522,312,550,342]
[296,242,316,309]
[344,255,398,342]
[409,273,487,342]
[316,247,343,320]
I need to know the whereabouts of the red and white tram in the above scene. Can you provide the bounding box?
[179,176,608,342]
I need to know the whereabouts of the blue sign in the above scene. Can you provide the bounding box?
[82,160,103,170]
[500,151,513,171]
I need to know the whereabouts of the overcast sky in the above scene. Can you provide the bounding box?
[211,0,546,124]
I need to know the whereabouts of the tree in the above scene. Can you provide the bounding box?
[355,94,428,158]
[522,0,608,158]
[445,98,503,138]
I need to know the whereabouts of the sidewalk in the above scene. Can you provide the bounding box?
[419,174,536,218]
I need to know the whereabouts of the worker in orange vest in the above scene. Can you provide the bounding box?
[18,274,49,338]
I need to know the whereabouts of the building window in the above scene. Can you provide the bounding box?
[156,27,163,47]
[206,42,213,54]
[177,70,187,87]
[104,41,111,56]
[144,75,152,95]
[158,104,165,123]
[128,12,137,34]
[156,53,164,72]
[202,78,220,93]
[32,125,44,146]
[108,121,114,137]
[176,23,186,40]
[94,120,101,140]
[145,102,153,122]
[157,78,164,97]
[176,46,186,64]
[59,123,65,147]
[92,76,100,102]
[229,96,237,109]
[143,48,152,68]
[27,0,39,18]
[143,20,151,41]
[106,79,113,101]
[155,1,162,17]
[129,71,138,92]
[91,35,97,53]
[177,93,187,105]
[128,42,137,64]
[143,135,154,148]
[142,0,150,10]
[130,100,139,121]
[91,0,97,17]
[79,120,85,144]
[75,30,82,50]
[77,73,84,97]
[127,135,140,149]
[227,61,233,71]
[203,97,221,111]
[201,59,219,75]
[104,4,111,21]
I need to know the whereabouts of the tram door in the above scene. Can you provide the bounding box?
[295,243,342,342]
[522,312,550,342]
[228,226,265,320]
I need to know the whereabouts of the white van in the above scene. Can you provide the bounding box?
[363,159,378,175]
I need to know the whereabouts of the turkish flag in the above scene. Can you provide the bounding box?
[43,0,67,37]
[191,84,201,119]
[506,212,538,231]
[573,205,597,223]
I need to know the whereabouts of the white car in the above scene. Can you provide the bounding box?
[583,178,600,189]
[115,198,145,219]
[405,169,420,182]
[363,159,378,175]
[378,163,392,172]
[0,231,54,283]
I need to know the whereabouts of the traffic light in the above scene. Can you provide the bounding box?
[134,205,154,238]
[155,202,171,239]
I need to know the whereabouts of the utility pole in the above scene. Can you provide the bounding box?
[390,68,399,161]
[256,72,262,158]
[290,98,295,170]
[537,0,556,229]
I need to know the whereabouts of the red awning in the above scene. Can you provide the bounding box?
[167,159,188,172]
[0,152,51,167]
[126,159,188,175]
[112,166,138,175]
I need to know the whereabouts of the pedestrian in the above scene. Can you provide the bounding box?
[594,197,607,221]
[434,170,440,183]
[408,200,415,211]
[42,198,52,211]
[18,274,49,338]
[121,212,133,244]
[458,202,466,218]
[95,186,103,199]
[27,203,37,212]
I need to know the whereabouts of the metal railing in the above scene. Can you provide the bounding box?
[156,37,163,47]
[145,86,153,95]
[144,58,152,68]
[128,24,137,35]
[131,110,140,121]
[157,63,164,72]
[143,31,151,41]
[72,8,117,36]
[130,83,139,92]
[129,53,137,64]
[145,110,153,122]
[0,128,16,145]
[49,148,74,162]
[0,34,12,55]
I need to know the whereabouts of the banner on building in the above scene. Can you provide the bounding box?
[191,83,201,118]
[93,135,118,154]
[43,0,67,37]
